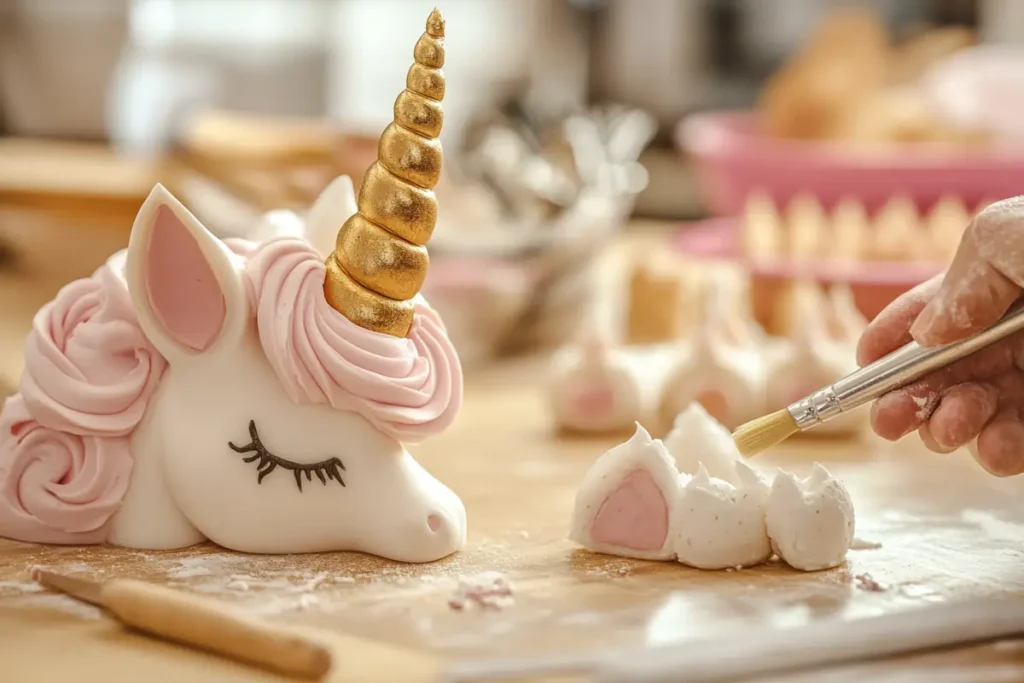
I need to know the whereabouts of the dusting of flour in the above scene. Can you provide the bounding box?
[851,537,883,550]
[911,393,936,421]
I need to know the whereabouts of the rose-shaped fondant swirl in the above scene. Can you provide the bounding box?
[244,237,463,442]
[0,394,131,544]
[20,252,167,436]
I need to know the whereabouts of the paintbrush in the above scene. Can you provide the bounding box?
[31,568,332,679]
[733,299,1024,457]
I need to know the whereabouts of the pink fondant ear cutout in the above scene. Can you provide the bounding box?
[572,383,616,416]
[126,184,247,361]
[590,468,669,552]
[146,205,227,352]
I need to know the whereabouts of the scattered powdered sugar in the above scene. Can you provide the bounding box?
[168,557,215,579]
[448,571,514,611]
[8,592,103,620]
[184,570,336,614]
[850,537,883,550]
[960,509,1024,543]
[166,554,247,579]
[0,580,43,595]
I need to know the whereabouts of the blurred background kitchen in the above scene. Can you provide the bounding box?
[0,0,1022,396]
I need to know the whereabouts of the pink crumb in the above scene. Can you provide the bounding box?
[448,571,514,611]
[854,573,887,592]
[29,566,43,582]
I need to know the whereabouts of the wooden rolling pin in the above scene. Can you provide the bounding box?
[31,568,332,679]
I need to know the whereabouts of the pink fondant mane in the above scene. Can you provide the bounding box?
[0,208,462,546]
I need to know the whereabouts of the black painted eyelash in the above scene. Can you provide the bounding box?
[228,420,346,492]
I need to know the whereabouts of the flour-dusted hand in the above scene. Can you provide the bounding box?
[857,196,1024,476]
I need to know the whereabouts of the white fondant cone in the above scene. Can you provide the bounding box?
[829,197,869,264]
[786,193,826,261]
[927,195,970,262]
[871,195,922,262]
[743,191,783,263]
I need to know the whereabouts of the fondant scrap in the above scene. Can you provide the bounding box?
[569,424,679,561]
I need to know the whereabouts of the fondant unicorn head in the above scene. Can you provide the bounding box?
[0,10,465,563]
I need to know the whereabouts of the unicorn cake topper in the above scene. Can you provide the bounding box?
[325,7,446,338]
[0,9,466,563]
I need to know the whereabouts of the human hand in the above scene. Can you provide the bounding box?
[857,196,1024,475]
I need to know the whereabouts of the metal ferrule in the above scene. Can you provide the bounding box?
[786,299,1024,432]
[787,386,844,430]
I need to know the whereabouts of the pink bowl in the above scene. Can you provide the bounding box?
[678,111,1024,216]
[675,218,942,333]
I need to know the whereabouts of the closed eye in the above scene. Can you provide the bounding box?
[228,420,346,492]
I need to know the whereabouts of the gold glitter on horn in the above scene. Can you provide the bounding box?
[324,8,446,337]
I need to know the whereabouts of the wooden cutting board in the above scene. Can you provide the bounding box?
[0,222,1022,681]
[0,352,1023,682]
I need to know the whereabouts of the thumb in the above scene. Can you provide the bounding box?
[910,197,1024,347]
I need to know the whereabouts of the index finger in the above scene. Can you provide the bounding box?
[909,197,1024,347]
[856,275,942,367]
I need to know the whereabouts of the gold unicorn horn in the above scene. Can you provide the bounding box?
[324,8,446,337]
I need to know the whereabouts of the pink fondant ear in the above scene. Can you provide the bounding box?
[572,383,616,416]
[147,206,226,351]
[126,185,248,361]
[589,468,669,552]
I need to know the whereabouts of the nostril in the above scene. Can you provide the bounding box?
[427,514,442,532]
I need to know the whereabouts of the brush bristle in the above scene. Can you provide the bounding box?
[732,409,799,458]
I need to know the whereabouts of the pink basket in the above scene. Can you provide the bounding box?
[678,111,1024,216]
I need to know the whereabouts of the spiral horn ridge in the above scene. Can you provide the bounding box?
[324,8,446,337]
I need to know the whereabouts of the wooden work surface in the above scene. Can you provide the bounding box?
[0,353,1023,682]
[0,217,1022,681]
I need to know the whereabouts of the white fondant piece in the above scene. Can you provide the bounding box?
[659,287,766,430]
[872,195,923,261]
[663,403,742,485]
[742,191,783,262]
[252,209,306,244]
[674,462,772,570]
[549,336,643,434]
[829,198,869,263]
[765,463,855,571]
[826,285,867,344]
[569,424,679,561]
[706,274,764,349]
[305,175,358,259]
[107,184,466,562]
[785,193,825,260]
[768,285,866,436]
[928,195,970,261]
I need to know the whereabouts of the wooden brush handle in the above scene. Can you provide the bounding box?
[101,579,332,679]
